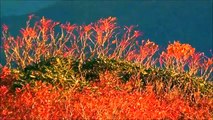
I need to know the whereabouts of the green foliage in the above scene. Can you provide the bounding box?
[11,56,213,100]
[13,57,79,89]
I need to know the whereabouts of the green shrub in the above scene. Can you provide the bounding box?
[13,57,80,89]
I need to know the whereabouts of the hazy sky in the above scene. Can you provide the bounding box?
[1,0,58,16]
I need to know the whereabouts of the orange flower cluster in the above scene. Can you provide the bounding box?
[93,17,117,45]
[139,40,158,59]
[39,16,53,33]
[166,41,195,61]
[126,39,158,67]
[160,41,197,70]
[159,41,212,76]
[98,17,117,32]
[60,22,76,33]
[203,57,213,69]
[133,30,142,38]
[20,27,37,38]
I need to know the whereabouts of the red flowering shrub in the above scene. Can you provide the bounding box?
[1,73,213,119]
[160,41,213,80]
[0,72,212,119]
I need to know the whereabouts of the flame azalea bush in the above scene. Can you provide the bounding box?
[0,15,213,119]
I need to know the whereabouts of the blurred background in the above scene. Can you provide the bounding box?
[0,0,212,65]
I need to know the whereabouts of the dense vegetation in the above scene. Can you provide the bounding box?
[1,15,212,119]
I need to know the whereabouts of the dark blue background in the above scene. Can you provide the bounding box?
[0,0,212,65]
